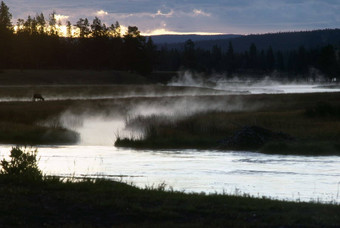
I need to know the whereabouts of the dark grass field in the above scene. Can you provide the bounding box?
[0,176,339,227]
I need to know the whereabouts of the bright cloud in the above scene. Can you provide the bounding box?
[192,9,211,17]
[96,10,108,16]
[55,14,69,23]
[142,28,224,36]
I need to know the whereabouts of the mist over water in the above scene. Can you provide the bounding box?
[168,71,340,94]
[49,91,258,146]
[55,112,130,146]
[0,73,339,102]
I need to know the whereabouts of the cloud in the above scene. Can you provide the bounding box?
[142,28,223,36]
[154,10,174,18]
[192,9,211,17]
[96,10,108,16]
[55,14,69,23]
[6,0,340,35]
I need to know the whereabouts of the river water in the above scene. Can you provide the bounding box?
[1,139,339,203]
[37,146,339,203]
[0,83,339,203]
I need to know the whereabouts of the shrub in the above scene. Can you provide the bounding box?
[0,147,42,181]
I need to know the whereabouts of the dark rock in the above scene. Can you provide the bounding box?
[219,125,294,150]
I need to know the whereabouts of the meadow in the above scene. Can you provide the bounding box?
[1,174,340,227]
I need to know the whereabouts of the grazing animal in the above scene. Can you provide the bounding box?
[32,93,45,101]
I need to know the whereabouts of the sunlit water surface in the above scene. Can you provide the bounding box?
[1,145,339,204]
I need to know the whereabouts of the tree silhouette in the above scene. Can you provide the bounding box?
[318,45,337,79]
[36,13,46,35]
[183,39,196,69]
[122,26,152,74]
[248,43,257,68]
[0,1,12,69]
[66,20,72,37]
[226,41,235,75]
[0,1,12,32]
[91,17,108,38]
[266,46,275,71]
[75,18,90,38]
[110,21,121,38]
[48,11,57,36]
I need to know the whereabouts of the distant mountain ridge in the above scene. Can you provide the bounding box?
[149,34,242,44]
[152,29,340,52]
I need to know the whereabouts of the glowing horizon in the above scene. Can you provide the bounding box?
[14,23,233,37]
[141,28,228,36]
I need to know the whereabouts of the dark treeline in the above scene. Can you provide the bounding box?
[0,1,339,80]
[0,2,155,75]
[158,39,340,80]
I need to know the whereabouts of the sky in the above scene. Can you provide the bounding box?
[5,0,340,35]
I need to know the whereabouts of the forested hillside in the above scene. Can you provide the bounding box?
[162,29,340,52]
[149,34,241,44]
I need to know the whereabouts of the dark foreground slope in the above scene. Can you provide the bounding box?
[0,177,339,227]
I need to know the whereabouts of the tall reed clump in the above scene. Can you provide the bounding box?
[0,147,42,181]
[115,112,235,149]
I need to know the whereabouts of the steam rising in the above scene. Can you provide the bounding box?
[56,111,129,146]
[168,71,340,94]
[37,72,339,146]
[52,94,255,146]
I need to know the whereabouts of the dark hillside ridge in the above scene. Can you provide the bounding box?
[162,29,340,52]
[149,34,241,44]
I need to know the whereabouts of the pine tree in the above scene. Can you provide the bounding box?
[0,1,12,32]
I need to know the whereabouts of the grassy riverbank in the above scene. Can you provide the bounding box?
[0,80,339,150]
[115,93,340,155]
[1,176,339,227]
[0,100,79,145]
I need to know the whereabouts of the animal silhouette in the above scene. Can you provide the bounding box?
[32,93,45,101]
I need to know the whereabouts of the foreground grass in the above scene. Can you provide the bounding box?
[0,176,339,227]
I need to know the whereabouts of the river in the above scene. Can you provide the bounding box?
[1,140,339,204]
[0,83,339,204]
